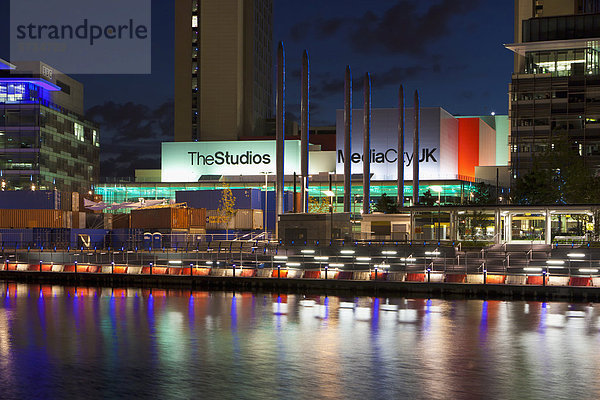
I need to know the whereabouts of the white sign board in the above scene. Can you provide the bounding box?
[335,108,458,181]
[162,140,301,182]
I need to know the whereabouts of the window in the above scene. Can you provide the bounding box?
[56,80,71,95]
[75,123,84,142]
[92,129,99,147]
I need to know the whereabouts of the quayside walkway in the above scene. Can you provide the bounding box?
[2,242,600,292]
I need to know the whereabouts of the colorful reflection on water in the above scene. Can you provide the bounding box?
[1,282,600,399]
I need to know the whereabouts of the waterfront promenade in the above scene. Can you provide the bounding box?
[3,241,600,300]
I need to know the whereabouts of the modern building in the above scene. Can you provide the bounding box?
[97,108,509,224]
[174,0,273,142]
[507,0,600,178]
[0,59,99,192]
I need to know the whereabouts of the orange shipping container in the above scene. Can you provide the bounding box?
[0,209,69,228]
[131,207,190,229]
[190,208,207,229]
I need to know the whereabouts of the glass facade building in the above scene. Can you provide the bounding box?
[0,63,99,192]
[508,7,600,177]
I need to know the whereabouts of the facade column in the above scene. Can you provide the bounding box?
[545,209,551,245]
[494,208,501,244]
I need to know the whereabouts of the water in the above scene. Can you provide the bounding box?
[0,283,599,399]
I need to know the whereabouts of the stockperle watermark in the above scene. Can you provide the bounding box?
[10,0,151,74]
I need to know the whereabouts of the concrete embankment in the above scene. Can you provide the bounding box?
[2,270,600,301]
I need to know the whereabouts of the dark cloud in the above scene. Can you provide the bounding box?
[312,65,430,100]
[86,100,173,177]
[290,0,481,55]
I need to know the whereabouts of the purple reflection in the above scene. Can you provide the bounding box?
[538,302,548,333]
[480,301,488,340]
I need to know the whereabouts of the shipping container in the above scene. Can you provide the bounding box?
[0,209,69,228]
[176,189,262,210]
[206,209,263,231]
[70,229,109,249]
[72,211,86,229]
[0,229,33,247]
[189,208,207,228]
[131,207,190,229]
[33,228,70,248]
[0,190,62,210]
[112,214,131,229]
[110,228,143,249]
[71,192,80,212]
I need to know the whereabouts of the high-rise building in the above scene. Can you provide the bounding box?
[507,0,600,178]
[0,59,99,192]
[174,0,273,142]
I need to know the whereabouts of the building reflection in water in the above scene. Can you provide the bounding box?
[1,283,600,398]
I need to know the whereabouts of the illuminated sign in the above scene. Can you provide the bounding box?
[335,108,459,180]
[162,141,300,182]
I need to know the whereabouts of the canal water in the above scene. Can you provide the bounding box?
[0,283,599,399]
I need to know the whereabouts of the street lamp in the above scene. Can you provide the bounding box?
[431,186,443,242]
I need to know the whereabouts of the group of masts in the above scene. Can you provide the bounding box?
[274,42,421,236]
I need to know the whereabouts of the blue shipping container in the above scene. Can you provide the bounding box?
[0,228,33,247]
[0,190,61,210]
[70,229,109,249]
[262,191,295,231]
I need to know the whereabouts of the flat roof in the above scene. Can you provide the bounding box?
[505,38,600,55]
[0,77,61,91]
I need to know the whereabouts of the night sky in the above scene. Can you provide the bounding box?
[0,0,513,178]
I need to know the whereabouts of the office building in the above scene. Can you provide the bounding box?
[174,0,273,142]
[507,0,600,178]
[0,59,99,192]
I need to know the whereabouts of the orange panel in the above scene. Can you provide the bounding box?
[527,276,543,285]
[406,273,426,282]
[303,270,320,279]
[64,265,76,272]
[240,269,256,277]
[370,271,387,281]
[337,271,353,280]
[445,274,466,283]
[458,118,480,178]
[152,267,168,275]
[570,277,591,286]
[271,269,288,278]
[192,267,211,276]
[486,275,506,284]
[76,265,89,273]
[114,266,128,274]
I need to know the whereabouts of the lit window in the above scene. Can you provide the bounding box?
[75,123,84,142]
[192,16,198,28]
[92,130,99,147]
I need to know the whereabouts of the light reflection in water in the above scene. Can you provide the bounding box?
[1,283,600,398]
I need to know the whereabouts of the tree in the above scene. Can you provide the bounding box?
[512,134,600,204]
[373,193,398,214]
[470,182,495,205]
[218,186,237,239]
[308,195,329,213]
[421,190,435,206]
[512,166,559,205]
